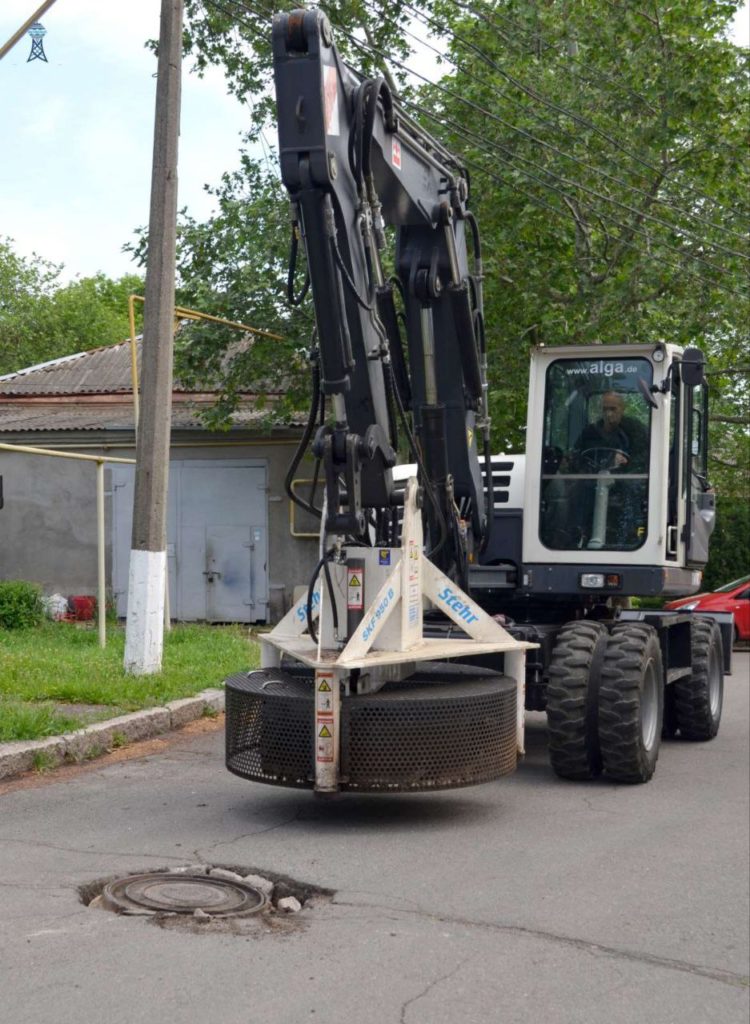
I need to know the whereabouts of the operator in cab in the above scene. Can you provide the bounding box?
[571,391,649,472]
[545,388,650,551]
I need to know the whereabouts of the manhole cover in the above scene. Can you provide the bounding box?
[102,873,266,917]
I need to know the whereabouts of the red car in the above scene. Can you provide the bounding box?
[665,575,750,642]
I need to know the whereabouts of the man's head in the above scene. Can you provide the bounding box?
[600,392,625,432]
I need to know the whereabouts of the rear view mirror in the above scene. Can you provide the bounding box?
[638,377,658,408]
[681,348,705,388]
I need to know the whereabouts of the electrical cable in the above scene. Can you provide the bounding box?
[205,0,747,292]
[287,221,310,306]
[448,0,749,220]
[306,546,339,644]
[384,0,750,248]
[394,92,750,300]
[284,345,322,519]
[386,360,449,560]
[339,29,747,272]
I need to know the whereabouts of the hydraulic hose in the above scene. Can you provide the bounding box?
[284,349,322,519]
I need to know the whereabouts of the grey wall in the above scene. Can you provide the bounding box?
[0,433,320,623]
[0,452,99,596]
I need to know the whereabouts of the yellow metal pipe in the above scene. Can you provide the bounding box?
[129,293,284,341]
[0,442,135,464]
[35,439,301,451]
[97,461,106,648]
[127,293,284,441]
[0,442,135,649]
[173,306,284,341]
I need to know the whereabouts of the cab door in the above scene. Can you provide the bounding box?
[684,378,715,567]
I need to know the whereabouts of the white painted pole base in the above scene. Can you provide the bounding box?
[124,549,167,675]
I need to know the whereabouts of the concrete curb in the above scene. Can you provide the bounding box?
[0,688,225,782]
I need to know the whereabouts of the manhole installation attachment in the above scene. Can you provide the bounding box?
[101,872,266,918]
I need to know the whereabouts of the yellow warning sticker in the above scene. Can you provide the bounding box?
[318,679,332,692]
[347,567,364,610]
[318,724,332,738]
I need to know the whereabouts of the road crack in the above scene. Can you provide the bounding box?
[0,837,186,862]
[195,807,304,858]
[400,958,470,1023]
[333,899,748,990]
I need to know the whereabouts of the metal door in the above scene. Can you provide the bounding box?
[204,525,266,622]
[111,460,268,622]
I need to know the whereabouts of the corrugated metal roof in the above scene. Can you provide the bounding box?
[0,402,304,434]
[0,342,140,396]
[0,339,286,398]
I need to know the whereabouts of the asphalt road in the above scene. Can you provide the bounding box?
[2,653,748,1024]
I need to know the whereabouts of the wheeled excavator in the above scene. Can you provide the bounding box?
[224,9,731,793]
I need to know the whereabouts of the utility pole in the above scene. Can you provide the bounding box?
[124,0,182,675]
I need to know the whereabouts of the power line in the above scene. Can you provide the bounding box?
[199,0,747,293]
[335,24,746,276]
[451,0,662,118]
[450,0,750,216]
[397,92,749,302]
[392,0,750,246]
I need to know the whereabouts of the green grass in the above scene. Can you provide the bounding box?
[0,622,258,743]
[0,701,83,743]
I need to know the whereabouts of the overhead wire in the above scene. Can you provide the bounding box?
[451,0,748,215]
[390,0,750,247]
[338,23,747,271]
[450,0,662,118]
[396,92,748,301]
[200,0,748,296]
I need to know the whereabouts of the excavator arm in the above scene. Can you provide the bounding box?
[273,8,490,582]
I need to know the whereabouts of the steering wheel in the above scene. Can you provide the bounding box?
[543,445,564,473]
[577,447,629,472]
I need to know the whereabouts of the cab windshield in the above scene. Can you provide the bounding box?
[539,356,653,551]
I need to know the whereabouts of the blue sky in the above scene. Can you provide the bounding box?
[1,1,747,284]
[1,0,250,282]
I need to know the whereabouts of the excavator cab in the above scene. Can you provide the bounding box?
[521,343,713,598]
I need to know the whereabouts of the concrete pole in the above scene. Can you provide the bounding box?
[96,460,106,649]
[124,0,182,675]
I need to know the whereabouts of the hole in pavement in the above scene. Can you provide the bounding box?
[80,864,334,933]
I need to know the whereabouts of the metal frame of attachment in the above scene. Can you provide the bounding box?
[259,478,535,792]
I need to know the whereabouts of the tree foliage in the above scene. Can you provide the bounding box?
[127,160,313,427]
[0,238,144,376]
[704,496,750,590]
[173,0,747,490]
[174,0,745,464]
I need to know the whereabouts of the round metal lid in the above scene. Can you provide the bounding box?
[102,873,266,917]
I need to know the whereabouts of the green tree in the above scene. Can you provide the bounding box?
[169,0,750,524]
[176,0,747,463]
[126,160,313,427]
[0,237,144,376]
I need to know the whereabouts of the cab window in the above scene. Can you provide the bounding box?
[539,357,653,551]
